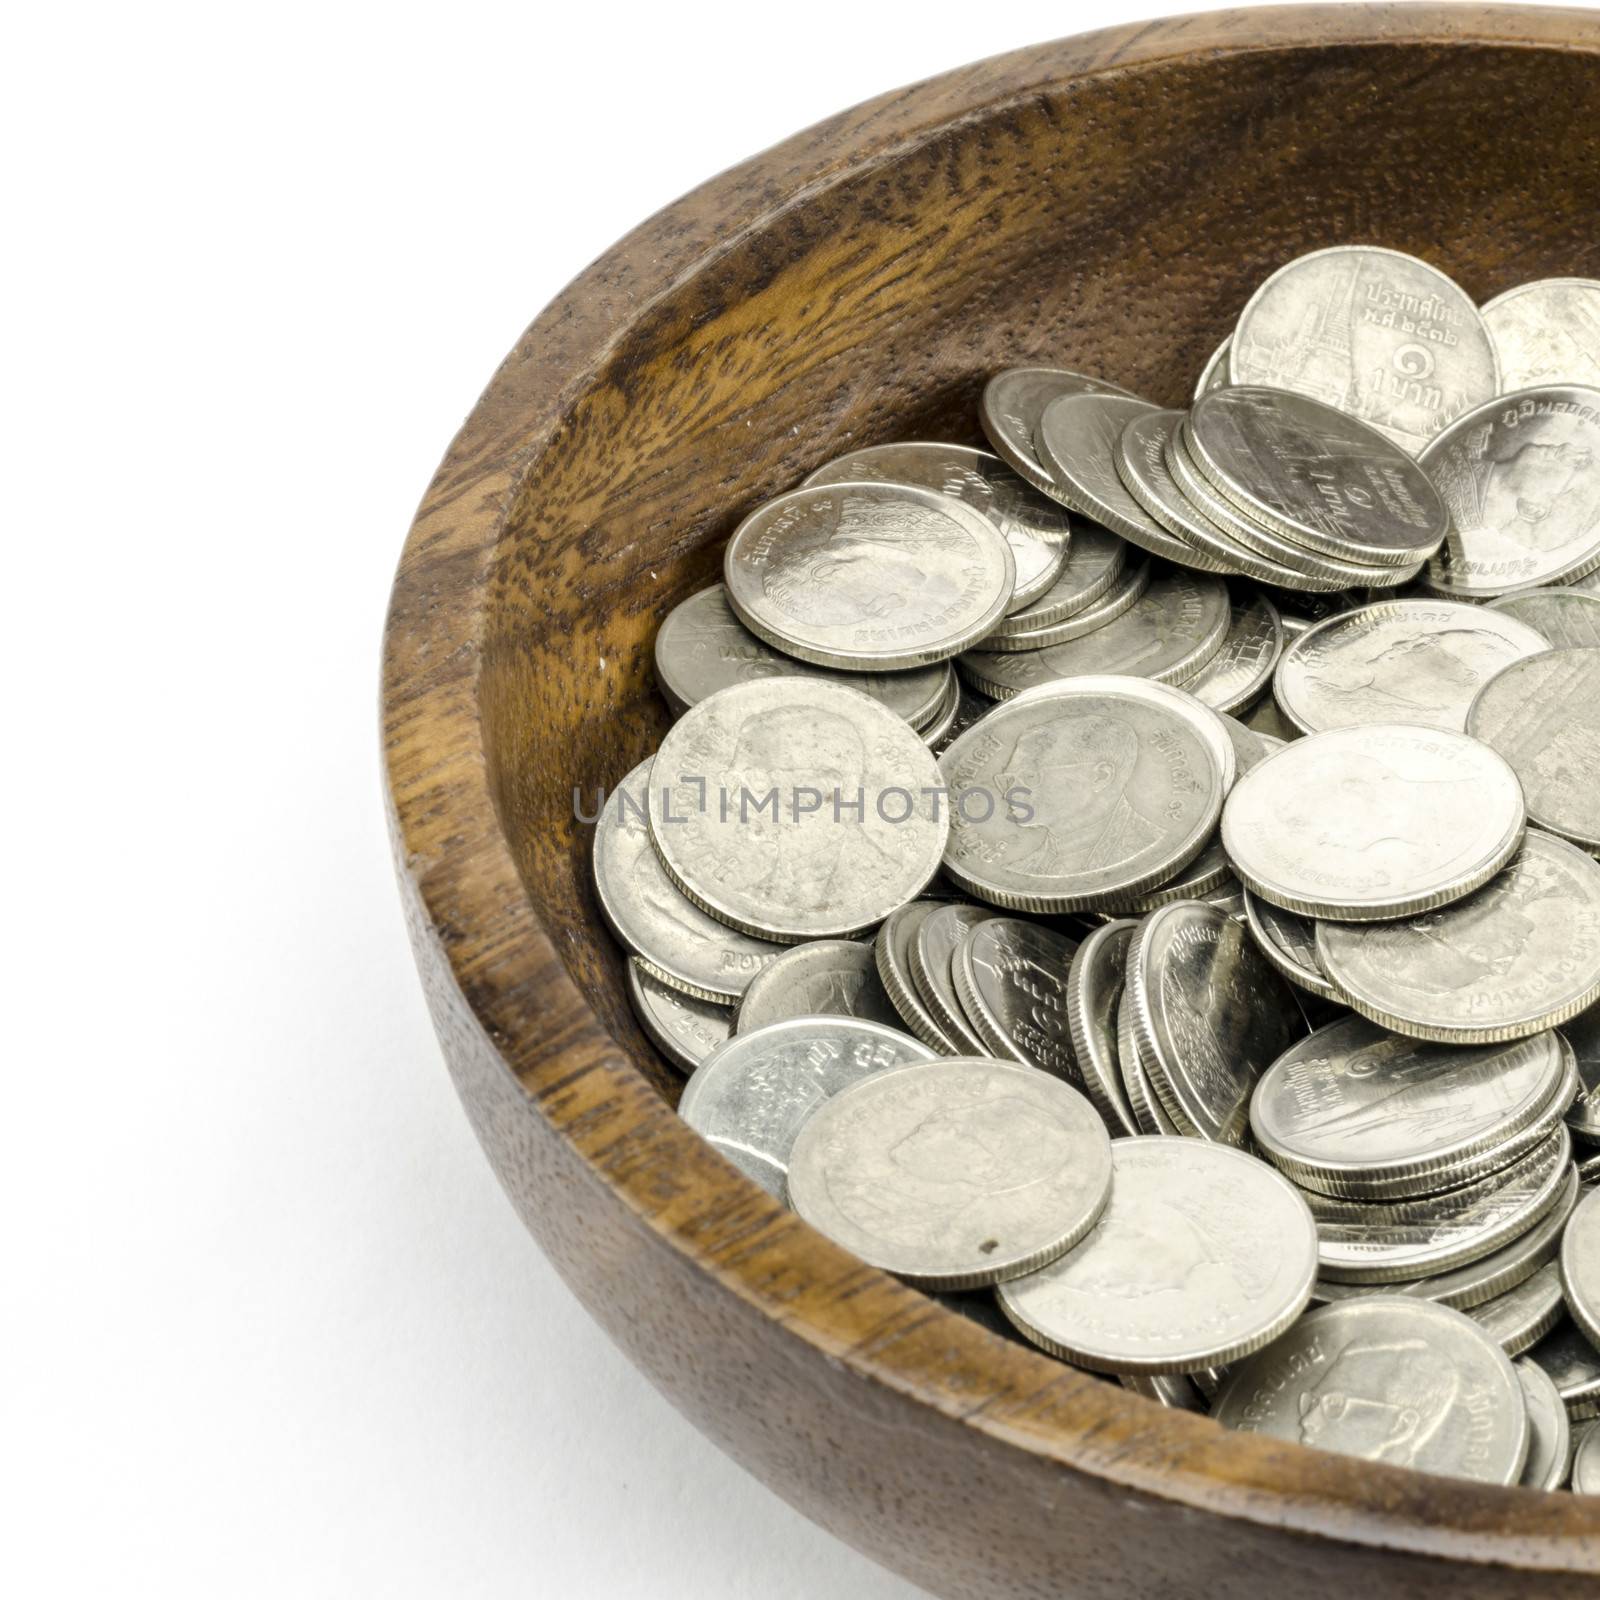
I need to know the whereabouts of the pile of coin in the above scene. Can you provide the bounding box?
[592,245,1600,1491]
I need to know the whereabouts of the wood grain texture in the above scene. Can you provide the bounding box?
[383,9,1600,1593]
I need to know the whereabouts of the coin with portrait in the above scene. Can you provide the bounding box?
[786,1058,1114,1288]
[648,679,948,941]
[723,482,1015,670]
[1485,586,1600,648]
[1212,1297,1527,1484]
[1482,278,1600,392]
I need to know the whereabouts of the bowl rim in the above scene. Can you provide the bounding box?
[382,3,1600,1571]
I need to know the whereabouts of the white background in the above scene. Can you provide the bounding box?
[6,2,1561,1595]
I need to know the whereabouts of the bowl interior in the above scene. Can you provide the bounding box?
[478,31,1600,1117]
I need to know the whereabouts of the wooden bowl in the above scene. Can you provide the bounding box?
[383,8,1600,1593]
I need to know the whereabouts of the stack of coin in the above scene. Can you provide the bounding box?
[586,243,1600,1493]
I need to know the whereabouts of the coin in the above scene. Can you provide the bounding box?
[1195,335,1231,400]
[1308,1126,1573,1284]
[786,1058,1114,1288]
[1423,387,1600,596]
[723,482,1015,669]
[1468,648,1600,852]
[1562,1185,1600,1354]
[1065,920,1142,1139]
[1528,1319,1600,1420]
[952,918,1081,1082]
[1097,840,1231,914]
[997,1139,1318,1373]
[734,939,901,1034]
[1212,1297,1527,1484]
[1242,889,1337,1001]
[1221,724,1526,921]
[1184,593,1283,715]
[957,570,1231,700]
[1471,1260,1567,1356]
[805,443,1071,610]
[1272,597,1549,736]
[1316,831,1600,1044]
[1122,1372,1207,1411]
[875,900,964,1053]
[1116,986,1180,1136]
[984,523,1127,635]
[919,669,964,748]
[1576,1421,1600,1492]
[1515,1357,1572,1490]
[1562,1002,1600,1144]
[1251,1017,1570,1201]
[1038,393,1232,571]
[1127,902,1303,1144]
[980,366,1140,496]
[624,957,734,1072]
[1485,587,1600,648]
[937,677,1226,912]
[653,585,950,727]
[678,1016,935,1196]
[1163,425,1420,592]
[1481,278,1600,391]
[649,679,948,941]
[972,556,1149,653]
[593,758,784,1002]
[910,903,1000,1055]
[1228,246,1498,452]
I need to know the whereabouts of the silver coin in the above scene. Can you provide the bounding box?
[1097,841,1231,914]
[1515,1357,1573,1490]
[1316,831,1600,1045]
[1242,889,1337,1001]
[1229,246,1499,453]
[1122,1372,1207,1411]
[1065,920,1142,1138]
[1252,1017,1570,1201]
[937,677,1226,912]
[734,939,901,1034]
[1481,278,1600,392]
[1311,1164,1581,1312]
[980,366,1140,496]
[1528,1319,1600,1420]
[1471,1260,1567,1356]
[1582,1150,1600,1184]
[1273,597,1549,735]
[1468,648,1600,852]
[649,679,948,941]
[624,957,734,1072]
[1423,386,1600,597]
[1575,1418,1600,1492]
[678,1016,935,1196]
[723,482,1015,670]
[1562,1185,1600,1355]
[1187,387,1448,567]
[652,585,950,727]
[805,443,1071,611]
[1195,335,1232,400]
[952,918,1081,1082]
[1127,902,1304,1145]
[1221,723,1526,921]
[1562,1002,1600,1144]
[874,900,963,1054]
[1164,424,1421,592]
[984,523,1127,635]
[1267,598,1542,732]
[1038,393,1232,571]
[1185,593,1283,715]
[919,669,964,749]
[910,903,1000,1055]
[786,1058,1114,1289]
[933,682,994,755]
[1116,984,1180,1136]
[998,1139,1318,1373]
[957,570,1232,700]
[972,555,1149,654]
[1486,587,1600,648]
[1308,1126,1573,1284]
[1212,1297,1527,1484]
[593,758,784,1002]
